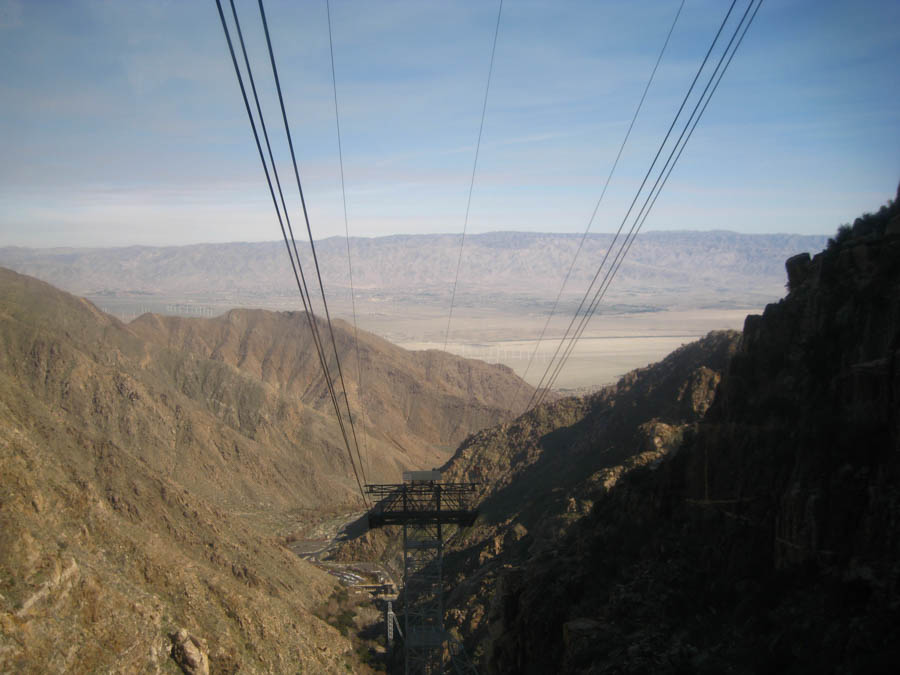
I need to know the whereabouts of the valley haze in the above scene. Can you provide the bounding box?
[0,229,826,391]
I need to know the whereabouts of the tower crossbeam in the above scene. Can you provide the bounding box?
[366,472,479,674]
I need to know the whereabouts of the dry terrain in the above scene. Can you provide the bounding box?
[0,231,825,391]
[0,266,531,672]
[445,206,900,674]
[399,308,753,390]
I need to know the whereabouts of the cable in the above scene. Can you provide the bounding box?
[227,0,336,422]
[555,0,765,393]
[257,0,369,489]
[423,0,503,444]
[538,0,763,404]
[326,0,372,481]
[227,0,364,491]
[518,0,685,397]
[222,0,334,443]
[525,0,741,411]
[224,0,366,502]
[530,0,762,409]
[442,0,504,356]
[216,0,368,506]
[534,0,761,408]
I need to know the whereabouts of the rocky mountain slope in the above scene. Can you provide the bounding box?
[437,330,740,663]
[128,308,532,462]
[454,193,900,673]
[0,267,531,672]
[0,268,531,510]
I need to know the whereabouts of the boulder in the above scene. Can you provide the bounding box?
[171,628,209,675]
[785,252,811,289]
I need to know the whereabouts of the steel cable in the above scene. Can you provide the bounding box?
[442,0,504,356]
[216,0,368,506]
[531,0,762,409]
[525,0,742,411]
[257,0,368,488]
[325,0,372,482]
[518,0,686,397]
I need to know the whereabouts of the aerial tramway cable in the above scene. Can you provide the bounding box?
[219,0,342,457]
[256,0,369,490]
[225,0,366,493]
[524,0,738,410]
[539,0,762,410]
[215,0,369,506]
[219,0,368,502]
[442,0,504,357]
[325,0,372,482]
[225,0,345,451]
[532,0,761,409]
[536,0,764,407]
[543,0,767,406]
[529,0,763,411]
[518,0,686,392]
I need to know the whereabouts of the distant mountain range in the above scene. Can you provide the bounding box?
[0,231,828,318]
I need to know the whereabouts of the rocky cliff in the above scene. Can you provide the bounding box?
[437,330,740,663]
[477,194,900,673]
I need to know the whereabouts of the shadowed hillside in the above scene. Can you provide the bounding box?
[328,330,741,647]
[437,330,740,661]
[455,192,900,673]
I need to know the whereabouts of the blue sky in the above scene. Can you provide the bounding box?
[1,0,898,247]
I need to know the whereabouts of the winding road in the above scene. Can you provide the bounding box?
[288,512,399,599]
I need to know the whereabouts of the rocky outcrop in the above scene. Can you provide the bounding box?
[437,330,741,662]
[479,195,900,673]
[171,629,210,675]
[784,251,811,290]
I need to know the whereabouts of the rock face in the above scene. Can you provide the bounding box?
[784,251,811,290]
[436,330,740,663]
[171,629,210,675]
[477,197,900,673]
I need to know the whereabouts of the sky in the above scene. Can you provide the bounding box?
[0,0,898,247]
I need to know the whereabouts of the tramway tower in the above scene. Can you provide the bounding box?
[366,471,479,674]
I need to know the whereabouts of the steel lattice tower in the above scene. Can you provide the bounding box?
[366,471,479,674]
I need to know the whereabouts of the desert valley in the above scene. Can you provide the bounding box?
[3,0,898,672]
[2,199,899,672]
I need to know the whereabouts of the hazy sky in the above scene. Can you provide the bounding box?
[1,0,898,247]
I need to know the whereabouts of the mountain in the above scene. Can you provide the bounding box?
[0,231,828,319]
[0,267,531,510]
[441,193,900,672]
[327,329,742,649]
[0,267,532,672]
[436,330,740,662]
[127,308,534,465]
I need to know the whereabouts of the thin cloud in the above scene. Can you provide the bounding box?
[0,0,22,30]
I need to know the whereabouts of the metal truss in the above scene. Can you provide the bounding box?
[366,476,479,674]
